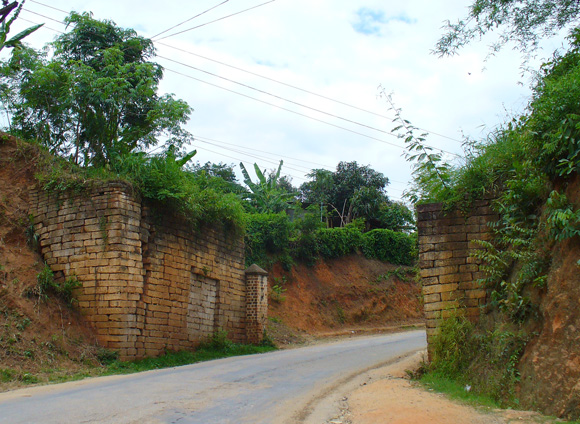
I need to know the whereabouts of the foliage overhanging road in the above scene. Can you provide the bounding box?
[0,331,426,424]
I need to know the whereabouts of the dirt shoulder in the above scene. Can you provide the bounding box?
[317,351,559,424]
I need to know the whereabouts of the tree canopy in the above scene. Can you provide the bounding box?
[300,161,403,228]
[1,12,191,166]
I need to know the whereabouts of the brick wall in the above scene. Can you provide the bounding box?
[417,200,497,351]
[30,182,260,360]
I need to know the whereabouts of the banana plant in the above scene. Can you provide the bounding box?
[0,1,44,52]
[239,160,294,213]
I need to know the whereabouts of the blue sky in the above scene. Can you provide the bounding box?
[352,8,416,36]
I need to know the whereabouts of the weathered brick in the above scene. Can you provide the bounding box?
[30,182,250,360]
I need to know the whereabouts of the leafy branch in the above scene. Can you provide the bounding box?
[379,87,451,204]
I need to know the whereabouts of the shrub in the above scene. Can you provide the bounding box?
[429,314,529,406]
[362,229,417,265]
[316,226,363,259]
[244,212,292,267]
[34,265,82,306]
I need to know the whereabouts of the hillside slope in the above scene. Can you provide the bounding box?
[518,176,580,419]
[268,255,423,339]
[0,135,102,390]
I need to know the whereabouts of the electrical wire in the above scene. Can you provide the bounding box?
[191,133,410,185]
[19,9,463,154]
[155,41,463,144]
[19,17,63,33]
[164,66,458,156]
[28,0,68,14]
[21,8,66,24]
[27,0,462,144]
[158,54,440,146]
[156,0,277,41]
[151,0,230,39]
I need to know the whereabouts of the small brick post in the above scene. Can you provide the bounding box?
[245,264,268,344]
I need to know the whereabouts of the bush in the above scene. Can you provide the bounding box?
[362,229,417,265]
[291,212,324,265]
[32,264,81,306]
[316,226,363,259]
[244,212,292,267]
[429,314,529,406]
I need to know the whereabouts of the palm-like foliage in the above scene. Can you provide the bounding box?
[240,160,294,213]
[0,1,43,52]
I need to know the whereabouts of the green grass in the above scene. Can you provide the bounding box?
[1,340,276,388]
[420,372,500,409]
[419,372,580,424]
[103,343,276,375]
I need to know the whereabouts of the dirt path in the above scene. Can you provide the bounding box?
[324,352,549,424]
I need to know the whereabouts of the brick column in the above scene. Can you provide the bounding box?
[417,200,498,357]
[245,264,268,344]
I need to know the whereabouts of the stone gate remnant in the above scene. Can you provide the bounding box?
[417,200,497,352]
[30,182,268,360]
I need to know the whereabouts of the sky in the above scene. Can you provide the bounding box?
[7,0,561,201]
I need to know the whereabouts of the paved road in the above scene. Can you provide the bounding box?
[0,330,426,424]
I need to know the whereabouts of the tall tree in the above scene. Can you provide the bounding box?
[2,12,191,166]
[300,161,390,227]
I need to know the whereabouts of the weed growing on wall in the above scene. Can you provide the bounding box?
[29,265,81,307]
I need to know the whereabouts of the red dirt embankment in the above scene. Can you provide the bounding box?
[518,175,580,420]
[267,255,424,340]
[0,135,101,390]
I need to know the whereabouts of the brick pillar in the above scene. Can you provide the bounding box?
[245,264,268,344]
[417,200,498,359]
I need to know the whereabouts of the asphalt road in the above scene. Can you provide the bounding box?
[0,330,426,424]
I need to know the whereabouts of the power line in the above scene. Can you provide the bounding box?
[193,135,329,171]
[19,17,63,33]
[21,8,462,154]
[192,133,410,185]
[155,41,462,144]
[151,0,230,39]
[189,142,309,182]
[21,8,67,25]
[163,66,458,156]
[28,0,68,14]
[194,138,317,175]
[156,0,277,41]
[17,16,418,155]
[158,54,429,144]
[191,140,406,194]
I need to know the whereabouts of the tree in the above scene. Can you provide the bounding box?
[190,161,238,182]
[300,161,390,227]
[373,201,415,232]
[240,160,295,213]
[435,0,580,60]
[1,12,191,166]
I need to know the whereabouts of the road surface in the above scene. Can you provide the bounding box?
[0,330,426,424]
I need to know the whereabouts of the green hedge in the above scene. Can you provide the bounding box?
[244,212,417,269]
[316,227,363,259]
[362,229,416,265]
